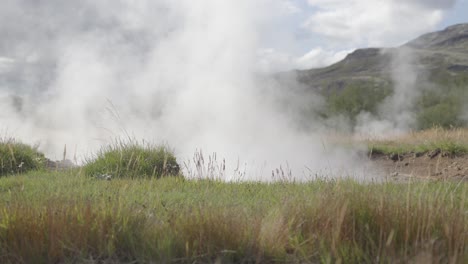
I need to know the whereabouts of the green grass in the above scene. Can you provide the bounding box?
[0,138,46,176]
[0,136,466,263]
[0,171,466,263]
[84,141,180,179]
[365,128,468,156]
[369,139,468,156]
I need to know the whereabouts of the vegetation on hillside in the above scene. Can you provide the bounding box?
[325,81,392,123]
[295,24,468,131]
[416,72,468,129]
[321,74,468,130]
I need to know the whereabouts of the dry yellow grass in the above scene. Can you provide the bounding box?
[325,128,468,155]
[0,172,466,263]
[366,128,468,155]
[380,127,468,145]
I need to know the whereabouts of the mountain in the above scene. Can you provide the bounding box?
[289,24,468,129]
[295,23,468,92]
[406,23,468,51]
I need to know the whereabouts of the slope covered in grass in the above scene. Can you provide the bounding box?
[290,24,468,129]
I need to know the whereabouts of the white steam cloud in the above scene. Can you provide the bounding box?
[355,47,424,135]
[258,48,351,72]
[0,1,376,181]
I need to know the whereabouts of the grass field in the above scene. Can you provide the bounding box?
[0,132,466,263]
[361,128,468,156]
[0,170,466,263]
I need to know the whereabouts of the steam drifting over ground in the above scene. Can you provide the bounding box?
[0,1,402,180]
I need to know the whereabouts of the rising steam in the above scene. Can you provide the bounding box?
[0,1,380,180]
[355,47,425,136]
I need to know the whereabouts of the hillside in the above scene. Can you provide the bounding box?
[292,24,468,129]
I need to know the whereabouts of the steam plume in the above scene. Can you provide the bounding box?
[0,1,376,180]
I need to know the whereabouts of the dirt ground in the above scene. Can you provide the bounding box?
[370,151,468,182]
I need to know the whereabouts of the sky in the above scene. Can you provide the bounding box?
[0,0,467,73]
[259,0,468,71]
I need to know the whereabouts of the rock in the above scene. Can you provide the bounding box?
[389,153,402,162]
[96,174,112,181]
[427,149,441,159]
[46,159,76,170]
[414,152,424,158]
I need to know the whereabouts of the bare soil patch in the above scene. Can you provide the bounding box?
[370,151,468,181]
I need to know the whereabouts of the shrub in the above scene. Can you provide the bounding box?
[416,88,467,129]
[416,101,464,129]
[0,138,46,176]
[84,141,180,179]
[326,81,392,123]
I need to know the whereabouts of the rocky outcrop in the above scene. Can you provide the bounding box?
[45,159,76,170]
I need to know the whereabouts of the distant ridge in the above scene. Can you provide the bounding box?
[405,23,468,50]
[281,23,468,129]
[294,23,468,92]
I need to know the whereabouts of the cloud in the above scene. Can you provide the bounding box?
[304,0,456,47]
[257,49,296,72]
[257,47,350,72]
[407,0,456,9]
[0,57,14,72]
[280,0,301,14]
[295,48,351,69]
